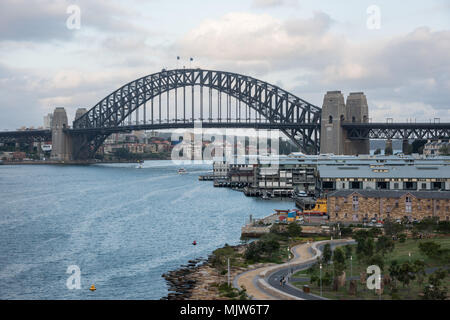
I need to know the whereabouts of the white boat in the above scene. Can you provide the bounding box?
[177,168,187,174]
[136,161,144,169]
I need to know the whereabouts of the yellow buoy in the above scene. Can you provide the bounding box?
[89,284,96,292]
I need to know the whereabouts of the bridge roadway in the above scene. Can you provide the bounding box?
[67,121,319,134]
[342,122,450,140]
[233,239,354,300]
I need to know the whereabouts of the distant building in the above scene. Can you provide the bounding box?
[424,140,450,156]
[13,152,26,161]
[328,190,450,223]
[43,113,53,129]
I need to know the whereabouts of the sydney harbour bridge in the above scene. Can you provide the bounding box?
[0,68,449,160]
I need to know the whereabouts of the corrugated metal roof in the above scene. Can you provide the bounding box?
[318,164,450,179]
[328,189,450,199]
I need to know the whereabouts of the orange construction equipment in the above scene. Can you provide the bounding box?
[302,199,327,216]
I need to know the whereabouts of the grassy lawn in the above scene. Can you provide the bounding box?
[292,237,450,300]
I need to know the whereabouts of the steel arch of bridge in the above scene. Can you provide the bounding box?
[72,69,321,158]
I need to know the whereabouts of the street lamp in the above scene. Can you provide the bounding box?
[378,273,382,300]
[320,263,323,297]
[350,256,353,279]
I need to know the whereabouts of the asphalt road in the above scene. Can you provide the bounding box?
[266,241,355,300]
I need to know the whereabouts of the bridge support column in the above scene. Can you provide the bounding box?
[320,91,370,155]
[320,91,347,155]
[50,107,73,161]
[345,92,370,155]
[402,139,410,154]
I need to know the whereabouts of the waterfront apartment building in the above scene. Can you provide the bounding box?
[256,158,317,194]
[327,190,450,223]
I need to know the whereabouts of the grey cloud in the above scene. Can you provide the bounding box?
[0,0,147,42]
[252,0,298,8]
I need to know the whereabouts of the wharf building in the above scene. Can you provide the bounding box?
[213,154,450,193]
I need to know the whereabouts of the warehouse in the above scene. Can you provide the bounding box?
[318,163,450,192]
[327,189,450,223]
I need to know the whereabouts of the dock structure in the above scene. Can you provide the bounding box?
[198,174,226,181]
[294,196,317,210]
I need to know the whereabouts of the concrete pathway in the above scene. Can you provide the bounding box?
[233,239,354,300]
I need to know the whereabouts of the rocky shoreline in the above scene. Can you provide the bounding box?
[161,244,249,300]
[161,257,207,300]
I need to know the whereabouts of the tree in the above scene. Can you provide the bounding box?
[114,147,132,160]
[368,253,385,271]
[322,272,332,287]
[438,145,450,156]
[322,243,332,265]
[398,233,407,243]
[389,260,401,289]
[418,241,441,260]
[368,227,382,238]
[332,247,346,277]
[343,245,353,260]
[397,262,416,291]
[412,260,426,287]
[411,140,427,154]
[422,269,448,300]
[287,223,302,237]
[376,235,395,256]
[384,219,405,237]
[354,230,375,264]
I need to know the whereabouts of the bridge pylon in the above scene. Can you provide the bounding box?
[50,107,73,161]
[320,91,370,155]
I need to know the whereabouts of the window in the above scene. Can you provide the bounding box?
[394,183,399,189]
[328,115,333,124]
[421,183,427,190]
[406,196,412,213]
[352,195,359,212]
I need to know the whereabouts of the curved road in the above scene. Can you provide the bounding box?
[233,239,355,300]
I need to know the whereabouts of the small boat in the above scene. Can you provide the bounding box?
[192,240,197,246]
[136,160,144,169]
[177,168,187,174]
[261,192,270,200]
[89,284,96,292]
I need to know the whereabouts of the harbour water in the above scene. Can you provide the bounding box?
[0,161,293,299]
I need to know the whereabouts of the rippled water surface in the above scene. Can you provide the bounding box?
[0,161,293,299]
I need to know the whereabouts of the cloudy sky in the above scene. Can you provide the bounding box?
[0,0,449,129]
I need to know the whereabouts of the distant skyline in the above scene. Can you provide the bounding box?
[0,0,449,129]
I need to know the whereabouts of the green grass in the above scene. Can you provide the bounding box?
[291,237,450,300]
